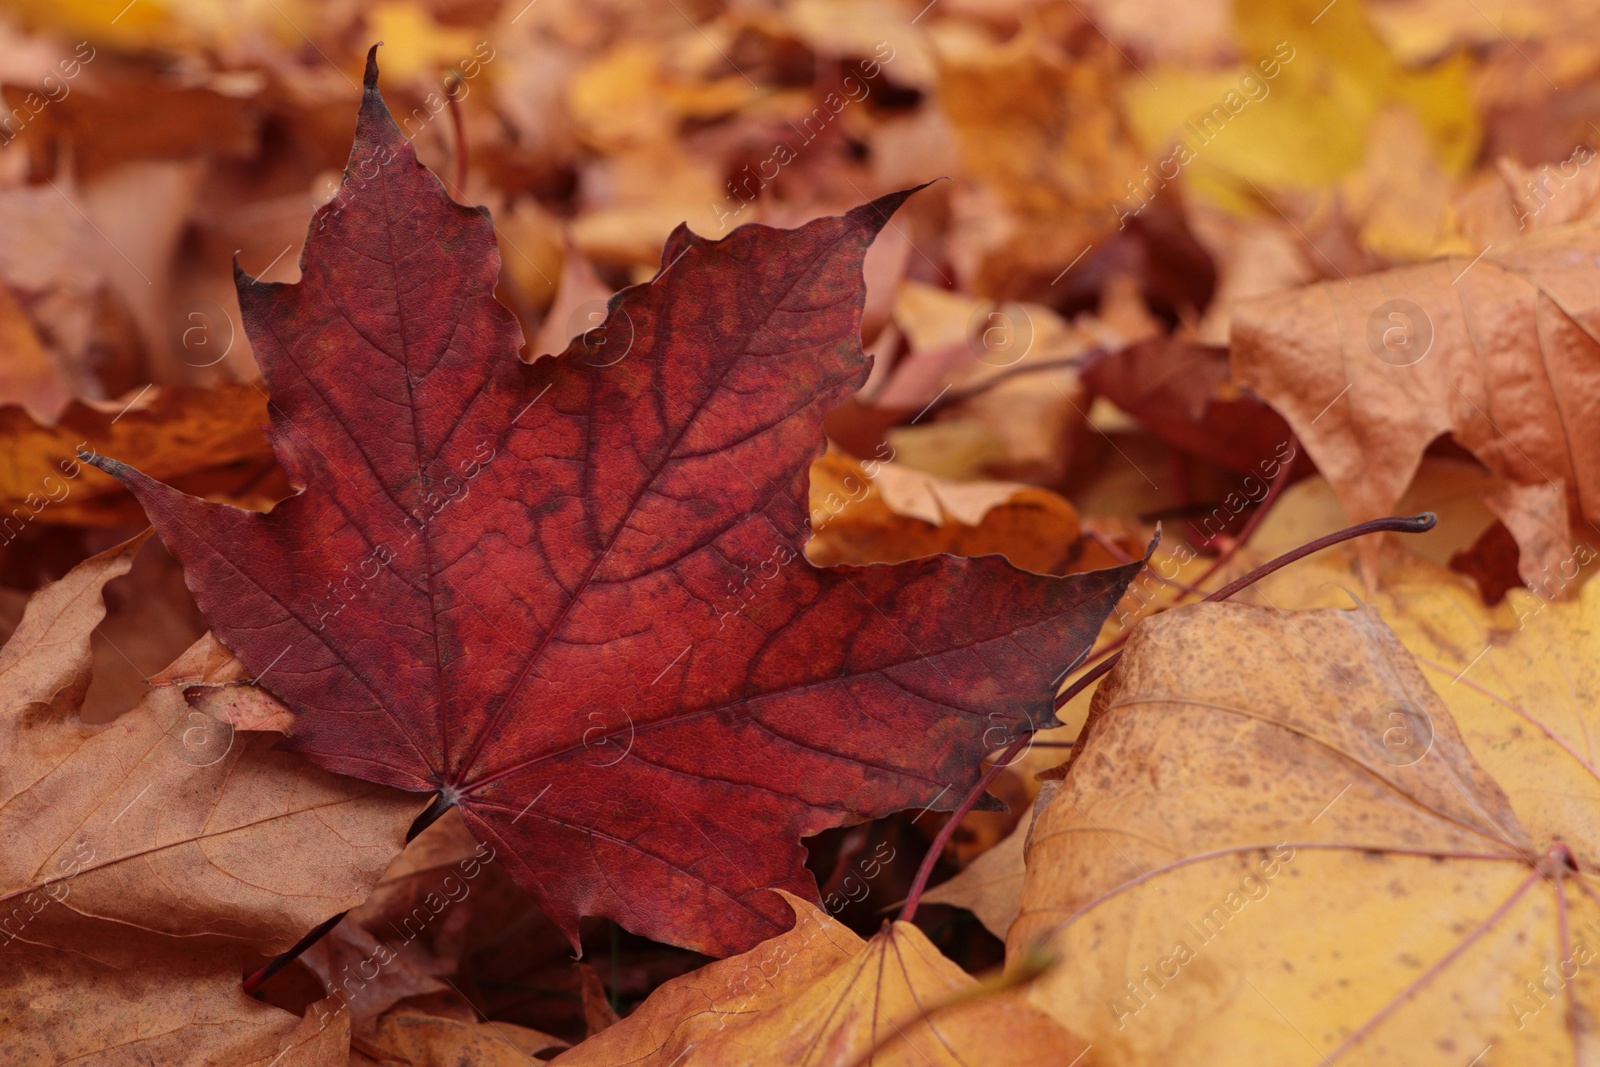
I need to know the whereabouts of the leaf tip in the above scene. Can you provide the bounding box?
[363,42,382,92]
[231,256,259,289]
[844,182,936,237]
[78,448,124,479]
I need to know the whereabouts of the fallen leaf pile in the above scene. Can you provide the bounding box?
[5,0,1600,1063]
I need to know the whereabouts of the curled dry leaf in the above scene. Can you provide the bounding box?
[1232,219,1600,585]
[1011,599,1595,1066]
[551,891,1084,1066]
[90,49,1143,956]
[805,449,1087,573]
[153,629,295,732]
[0,381,277,527]
[0,537,420,1065]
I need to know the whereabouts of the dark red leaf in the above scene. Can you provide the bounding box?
[89,48,1141,956]
[1081,337,1304,475]
[1448,519,1523,606]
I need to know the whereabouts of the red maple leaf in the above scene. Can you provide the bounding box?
[91,49,1142,955]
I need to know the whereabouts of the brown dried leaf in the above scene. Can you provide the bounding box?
[352,1001,566,1066]
[0,537,421,1063]
[1233,220,1600,581]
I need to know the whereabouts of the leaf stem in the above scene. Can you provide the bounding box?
[896,511,1437,924]
[242,908,348,996]
[408,790,458,842]
[242,791,458,997]
[1201,511,1435,603]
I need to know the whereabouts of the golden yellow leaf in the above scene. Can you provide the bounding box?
[566,39,762,153]
[1013,598,1593,1065]
[1237,480,1600,863]
[1123,0,1477,211]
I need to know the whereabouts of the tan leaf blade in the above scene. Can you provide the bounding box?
[552,891,1083,1066]
[352,1001,566,1066]
[0,537,422,1065]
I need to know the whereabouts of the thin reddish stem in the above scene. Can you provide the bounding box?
[1086,528,1134,564]
[1200,512,1434,603]
[898,511,1437,924]
[242,908,348,995]
[899,734,1029,924]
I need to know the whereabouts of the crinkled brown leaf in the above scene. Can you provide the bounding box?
[1232,220,1600,583]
